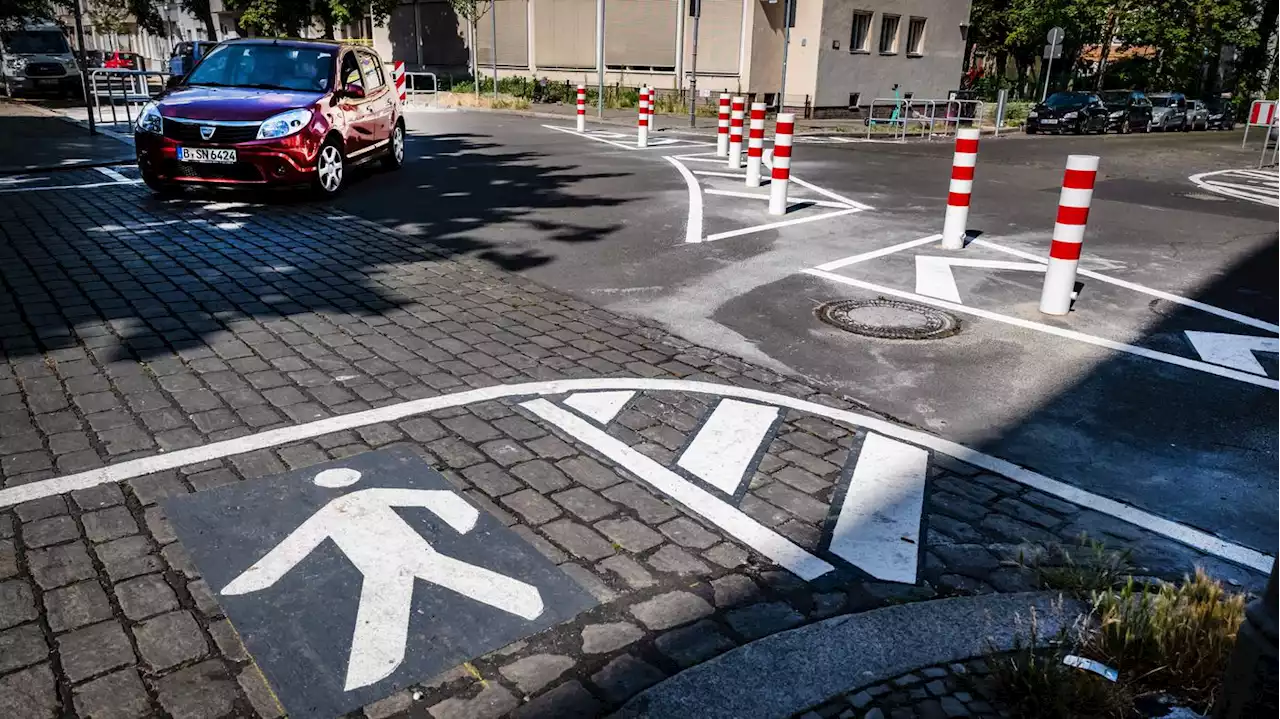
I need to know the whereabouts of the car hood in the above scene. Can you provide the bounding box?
[1150,106,1173,116]
[1034,105,1086,117]
[158,86,324,122]
[11,53,72,62]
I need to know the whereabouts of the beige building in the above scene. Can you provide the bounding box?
[368,0,971,114]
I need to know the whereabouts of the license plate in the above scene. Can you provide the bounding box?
[178,147,237,164]
[36,78,59,87]
[1040,119,1058,124]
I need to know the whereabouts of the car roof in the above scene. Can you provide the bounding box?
[219,37,365,53]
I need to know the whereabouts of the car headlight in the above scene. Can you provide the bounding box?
[135,102,163,135]
[4,56,27,73]
[257,109,313,140]
[1109,110,1124,118]
[62,58,79,71]
[1062,111,1078,120]
[1027,111,1038,119]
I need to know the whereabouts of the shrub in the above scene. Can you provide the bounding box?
[1014,535,1132,595]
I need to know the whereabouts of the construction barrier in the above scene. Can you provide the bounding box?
[728,96,745,169]
[746,102,766,187]
[576,84,586,132]
[392,61,406,103]
[1242,99,1277,147]
[648,87,656,132]
[717,94,731,157]
[769,113,795,216]
[1039,155,1099,315]
[637,89,650,148]
[942,128,980,250]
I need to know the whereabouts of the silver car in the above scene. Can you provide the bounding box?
[1187,100,1210,130]
[1148,93,1189,131]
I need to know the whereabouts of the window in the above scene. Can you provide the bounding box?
[879,14,900,54]
[906,17,926,56]
[340,52,362,87]
[850,11,872,53]
[848,92,861,109]
[357,51,384,89]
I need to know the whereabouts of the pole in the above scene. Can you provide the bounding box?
[596,0,605,118]
[1039,155,1099,315]
[490,0,498,102]
[1213,562,1277,719]
[778,0,792,111]
[1041,53,1055,102]
[688,8,701,128]
[71,0,95,135]
[469,17,479,99]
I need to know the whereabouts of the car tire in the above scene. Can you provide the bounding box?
[382,121,405,170]
[141,170,180,197]
[1026,126,1036,135]
[1120,118,1131,134]
[313,139,346,198]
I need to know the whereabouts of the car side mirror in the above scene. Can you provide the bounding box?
[342,83,365,99]
[165,75,183,89]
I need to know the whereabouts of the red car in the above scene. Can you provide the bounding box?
[134,38,404,196]
[102,51,141,69]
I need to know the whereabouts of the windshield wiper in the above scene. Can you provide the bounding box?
[238,83,299,92]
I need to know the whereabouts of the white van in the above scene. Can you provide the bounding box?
[1,22,82,98]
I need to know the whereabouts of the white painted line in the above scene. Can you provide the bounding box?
[665,156,704,244]
[829,433,929,583]
[563,390,635,424]
[972,239,1280,333]
[703,189,850,209]
[693,170,747,179]
[0,179,143,194]
[673,156,731,164]
[787,174,875,211]
[804,269,1279,390]
[0,377,1268,573]
[1189,169,1280,207]
[1232,169,1279,181]
[814,235,943,272]
[521,398,834,580]
[704,208,861,243]
[914,256,1045,304]
[1203,179,1280,194]
[1184,331,1279,375]
[542,125,711,151]
[676,398,779,494]
[542,124,636,151]
[94,166,130,182]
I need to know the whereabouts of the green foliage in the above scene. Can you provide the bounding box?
[1014,535,1133,595]
[223,0,397,37]
[87,0,129,35]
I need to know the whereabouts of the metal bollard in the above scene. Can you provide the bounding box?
[576,84,586,132]
[637,87,650,148]
[648,88,656,132]
[769,112,795,215]
[1039,155,1100,315]
[746,102,766,187]
[727,97,745,169]
[716,94,730,157]
[942,128,980,250]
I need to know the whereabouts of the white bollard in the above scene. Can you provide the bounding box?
[727,97,745,169]
[745,102,766,187]
[716,94,730,157]
[576,84,586,132]
[941,128,980,250]
[637,88,649,148]
[769,113,795,215]
[1039,155,1100,315]
[647,88,656,132]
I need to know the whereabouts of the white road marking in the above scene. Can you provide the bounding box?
[703,208,861,243]
[522,398,835,580]
[1184,331,1279,375]
[703,189,850,209]
[804,268,1279,391]
[672,155,730,164]
[94,166,130,182]
[563,390,635,424]
[542,125,712,151]
[676,399,779,494]
[665,156,704,244]
[914,256,1045,304]
[0,178,142,194]
[0,378,1268,573]
[815,235,944,272]
[1189,169,1279,207]
[829,434,929,583]
[693,170,748,179]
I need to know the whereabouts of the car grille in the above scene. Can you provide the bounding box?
[163,119,260,144]
[25,62,65,77]
[168,160,263,182]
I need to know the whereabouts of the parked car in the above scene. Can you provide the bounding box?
[1204,97,1236,130]
[0,22,83,97]
[134,38,404,196]
[168,40,216,78]
[102,51,142,70]
[1098,89,1153,133]
[78,49,105,69]
[1026,92,1110,134]
[1147,93,1189,131]
[1187,100,1210,130]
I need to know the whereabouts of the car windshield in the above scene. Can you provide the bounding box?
[1044,93,1090,109]
[186,44,334,93]
[1148,95,1177,107]
[2,30,70,54]
[1099,91,1130,106]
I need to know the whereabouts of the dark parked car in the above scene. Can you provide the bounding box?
[134,38,405,197]
[1026,92,1109,134]
[1147,92,1189,131]
[1098,90,1152,133]
[1204,97,1236,130]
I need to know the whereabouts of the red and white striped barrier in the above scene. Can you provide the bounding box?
[392,61,406,103]
[576,84,586,132]
[746,102,766,186]
[637,89,650,148]
[727,96,745,169]
[769,112,795,215]
[941,128,980,250]
[647,88,656,131]
[1242,99,1277,148]
[716,94,730,157]
[1039,154,1099,315]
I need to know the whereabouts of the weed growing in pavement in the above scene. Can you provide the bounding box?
[1014,534,1132,595]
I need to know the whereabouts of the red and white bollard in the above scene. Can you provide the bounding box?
[576,84,586,132]
[392,61,406,103]
[727,96,745,169]
[1039,155,1100,315]
[647,88,656,131]
[637,88,650,148]
[716,94,730,157]
[745,102,766,186]
[769,112,795,215]
[941,128,979,250]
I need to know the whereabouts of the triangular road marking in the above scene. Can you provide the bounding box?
[914,255,1045,304]
[563,391,635,424]
[1184,331,1280,376]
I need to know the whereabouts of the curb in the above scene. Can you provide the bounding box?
[613,591,1087,719]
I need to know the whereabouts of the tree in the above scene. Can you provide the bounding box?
[179,0,218,40]
[445,0,488,86]
[1,0,61,31]
[87,0,128,35]
[223,0,397,39]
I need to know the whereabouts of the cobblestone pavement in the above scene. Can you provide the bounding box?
[0,181,1264,719]
[796,657,1011,719]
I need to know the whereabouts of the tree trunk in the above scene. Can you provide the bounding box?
[321,14,335,40]
[201,10,217,40]
[1094,6,1118,91]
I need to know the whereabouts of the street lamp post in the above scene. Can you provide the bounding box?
[777,0,792,112]
[1214,562,1278,719]
[71,0,95,134]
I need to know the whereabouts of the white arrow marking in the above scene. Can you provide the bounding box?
[677,399,779,494]
[914,256,1045,304]
[828,434,929,584]
[563,390,635,425]
[1184,331,1279,376]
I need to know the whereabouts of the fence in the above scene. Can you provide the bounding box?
[87,69,170,132]
[402,71,438,106]
[863,97,987,140]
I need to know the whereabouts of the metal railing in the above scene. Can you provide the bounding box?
[864,97,986,141]
[402,71,438,106]
[88,68,169,131]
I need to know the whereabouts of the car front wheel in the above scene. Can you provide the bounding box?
[313,140,346,197]
[382,121,405,170]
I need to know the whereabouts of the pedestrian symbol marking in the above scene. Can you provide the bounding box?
[162,448,595,719]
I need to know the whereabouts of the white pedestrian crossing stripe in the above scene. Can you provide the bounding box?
[1189,169,1279,207]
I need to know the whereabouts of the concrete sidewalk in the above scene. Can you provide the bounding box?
[0,100,134,174]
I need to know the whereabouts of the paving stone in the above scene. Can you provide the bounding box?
[590,654,666,704]
[704,542,750,569]
[15,496,67,523]
[0,622,48,673]
[560,562,618,602]
[979,515,1058,544]
[187,579,223,617]
[23,515,80,548]
[602,482,678,523]
[500,489,562,525]
[541,519,615,561]
[43,580,114,633]
[428,684,517,719]
[498,653,574,693]
[73,668,152,719]
[557,456,622,490]
[630,590,713,630]
[238,665,285,718]
[753,483,828,523]
[726,601,805,641]
[658,517,720,549]
[711,574,763,608]
[81,507,139,543]
[0,539,17,579]
[127,472,188,505]
[162,542,201,578]
[931,544,1001,577]
[551,486,618,522]
[442,415,501,442]
[460,463,521,497]
[0,663,57,719]
[154,660,240,719]
[28,542,96,589]
[595,517,663,553]
[511,525,568,564]
[597,554,655,589]
[114,573,179,620]
[0,580,37,630]
[57,620,136,682]
[478,438,534,467]
[71,484,126,511]
[95,536,163,582]
[654,619,736,668]
[208,618,248,662]
[510,680,603,719]
[929,492,989,522]
[581,621,644,654]
[647,545,713,576]
[993,498,1062,529]
[811,591,847,619]
[133,610,209,671]
[525,435,576,460]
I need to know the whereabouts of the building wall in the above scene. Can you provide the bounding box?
[814,0,970,108]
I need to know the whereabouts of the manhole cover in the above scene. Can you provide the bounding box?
[816,299,960,340]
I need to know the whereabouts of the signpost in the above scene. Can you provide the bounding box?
[1041,26,1065,102]
[688,0,702,127]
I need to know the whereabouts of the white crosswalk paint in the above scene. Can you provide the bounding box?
[563,390,636,425]
[676,399,779,494]
[828,433,929,583]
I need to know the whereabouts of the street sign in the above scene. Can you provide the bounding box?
[163,447,596,719]
[1043,44,1063,60]
[1047,26,1065,46]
